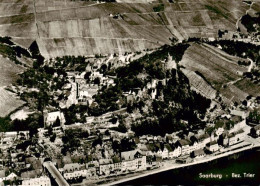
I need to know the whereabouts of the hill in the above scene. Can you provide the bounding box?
[0,0,251,59]
[180,42,260,104]
[0,37,35,117]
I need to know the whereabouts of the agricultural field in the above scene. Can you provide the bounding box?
[234,79,260,98]
[0,0,255,58]
[179,43,253,103]
[181,68,217,100]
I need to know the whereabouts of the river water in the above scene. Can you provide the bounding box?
[121,148,260,185]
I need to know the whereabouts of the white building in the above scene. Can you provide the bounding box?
[44,111,66,127]
[169,146,181,158]
[121,150,146,172]
[99,159,114,175]
[22,176,51,186]
[177,139,192,155]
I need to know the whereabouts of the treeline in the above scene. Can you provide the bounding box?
[206,40,260,66]
[0,36,31,66]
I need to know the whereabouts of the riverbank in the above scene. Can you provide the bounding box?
[102,142,260,185]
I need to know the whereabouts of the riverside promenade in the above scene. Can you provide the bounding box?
[104,135,260,186]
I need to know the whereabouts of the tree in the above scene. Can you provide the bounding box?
[94,77,100,85]
[50,133,56,142]
[101,64,108,73]
[84,71,91,81]
[53,117,61,127]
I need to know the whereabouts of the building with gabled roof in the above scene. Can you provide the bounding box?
[121,150,146,172]
[191,149,205,158]
[63,163,82,173]
[99,159,114,175]
[176,139,192,155]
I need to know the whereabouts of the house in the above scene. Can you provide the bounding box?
[22,176,51,186]
[161,144,172,159]
[44,111,66,127]
[168,145,181,158]
[64,170,87,180]
[112,156,122,172]
[85,167,97,178]
[176,139,192,155]
[206,141,219,152]
[250,124,260,137]
[87,161,99,174]
[78,86,89,100]
[99,159,114,175]
[230,110,248,119]
[189,136,199,152]
[191,149,205,158]
[121,150,146,172]
[196,133,211,149]
[63,163,86,180]
[156,148,163,157]
[63,163,82,173]
[6,173,18,181]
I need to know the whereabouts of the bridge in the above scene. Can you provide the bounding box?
[43,161,69,186]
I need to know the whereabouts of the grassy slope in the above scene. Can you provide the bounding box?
[0,56,25,117]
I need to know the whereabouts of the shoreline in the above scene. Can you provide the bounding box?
[103,143,260,185]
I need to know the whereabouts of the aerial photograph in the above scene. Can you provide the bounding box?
[0,0,260,185]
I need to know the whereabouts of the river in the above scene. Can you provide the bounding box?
[120,148,260,185]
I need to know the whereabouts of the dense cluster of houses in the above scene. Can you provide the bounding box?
[22,176,51,186]
[47,118,248,182]
[54,149,147,181]
[0,111,250,184]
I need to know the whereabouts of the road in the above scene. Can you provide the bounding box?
[43,161,69,186]
[247,58,255,72]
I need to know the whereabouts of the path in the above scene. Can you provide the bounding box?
[247,58,255,72]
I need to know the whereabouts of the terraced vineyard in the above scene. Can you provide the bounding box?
[180,43,260,103]
[0,0,251,59]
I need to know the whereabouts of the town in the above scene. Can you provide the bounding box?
[0,0,260,185]
[0,44,260,185]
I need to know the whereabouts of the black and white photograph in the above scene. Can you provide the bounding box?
[0,0,260,185]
